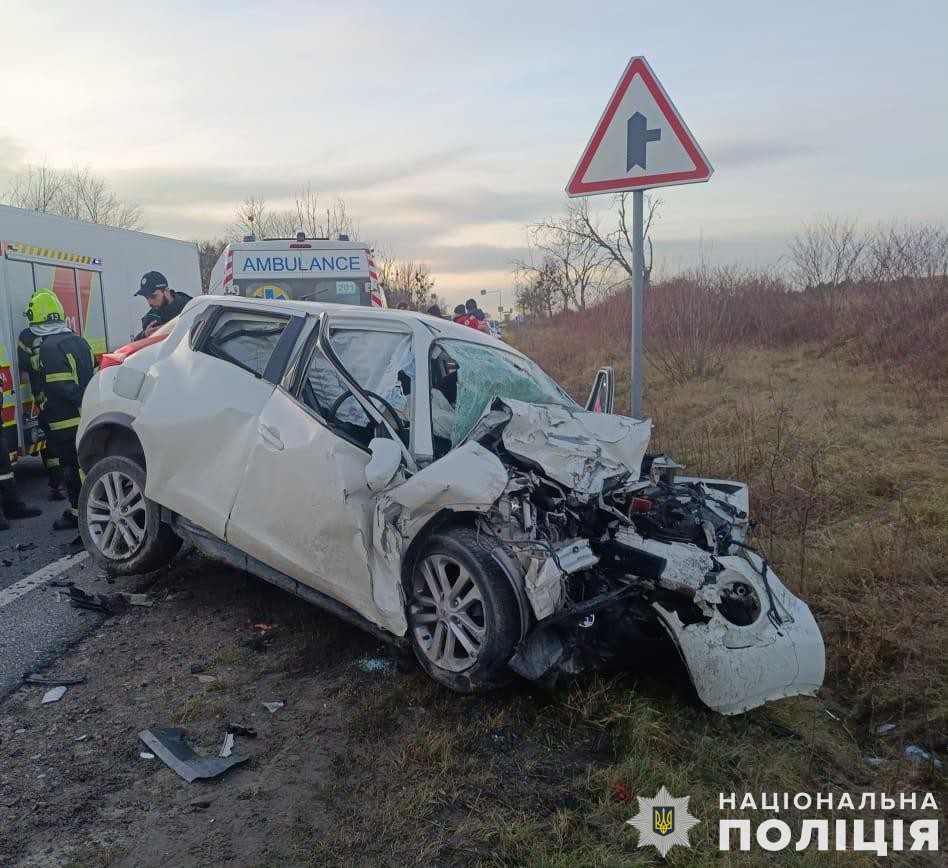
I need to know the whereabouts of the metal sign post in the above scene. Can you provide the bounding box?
[566,57,712,418]
[631,190,644,418]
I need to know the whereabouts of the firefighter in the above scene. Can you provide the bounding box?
[18,323,67,500]
[0,342,42,531]
[133,271,192,339]
[24,290,95,531]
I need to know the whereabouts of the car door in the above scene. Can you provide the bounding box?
[132,305,304,538]
[225,314,420,632]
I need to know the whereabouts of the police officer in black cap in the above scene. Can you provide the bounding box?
[134,271,193,339]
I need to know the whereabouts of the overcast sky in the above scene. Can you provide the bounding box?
[2,0,946,306]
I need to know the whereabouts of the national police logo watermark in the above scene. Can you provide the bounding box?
[627,785,700,857]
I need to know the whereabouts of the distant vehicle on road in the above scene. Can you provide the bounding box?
[207,234,386,308]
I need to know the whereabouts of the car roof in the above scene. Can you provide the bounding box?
[194,295,517,351]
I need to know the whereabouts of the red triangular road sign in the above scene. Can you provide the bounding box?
[567,57,712,196]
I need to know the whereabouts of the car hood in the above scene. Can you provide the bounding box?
[468,397,652,496]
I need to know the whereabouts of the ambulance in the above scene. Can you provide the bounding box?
[0,203,200,457]
[207,234,386,307]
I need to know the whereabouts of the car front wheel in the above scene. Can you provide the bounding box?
[78,454,181,575]
[407,527,522,693]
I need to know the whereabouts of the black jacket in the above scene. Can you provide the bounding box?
[135,291,193,340]
[38,331,95,430]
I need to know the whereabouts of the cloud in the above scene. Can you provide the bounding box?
[394,189,565,227]
[110,148,475,208]
[706,139,814,168]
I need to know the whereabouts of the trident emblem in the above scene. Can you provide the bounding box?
[653,806,675,837]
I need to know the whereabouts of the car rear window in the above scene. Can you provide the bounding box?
[202,310,291,377]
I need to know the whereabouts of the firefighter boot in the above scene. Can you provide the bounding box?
[0,478,42,521]
[53,508,79,531]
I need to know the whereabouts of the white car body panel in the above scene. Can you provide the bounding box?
[226,388,391,629]
[132,334,275,539]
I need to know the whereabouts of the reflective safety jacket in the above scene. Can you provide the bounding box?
[37,331,95,432]
[0,343,15,432]
[17,327,45,413]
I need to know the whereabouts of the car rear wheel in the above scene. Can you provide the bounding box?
[407,527,521,693]
[79,454,181,575]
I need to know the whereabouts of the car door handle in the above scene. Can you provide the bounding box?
[259,424,284,451]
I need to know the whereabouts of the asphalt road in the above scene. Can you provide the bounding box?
[0,457,144,700]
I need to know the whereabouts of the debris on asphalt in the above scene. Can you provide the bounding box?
[74,735,89,742]
[251,623,274,634]
[903,745,944,769]
[189,663,205,674]
[48,579,74,588]
[67,586,113,614]
[219,733,235,758]
[164,590,194,602]
[23,673,86,687]
[357,657,396,674]
[41,687,67,704]
[865,755,886,766]
[138,727,249,783]
[262,701,284,714]
[226,723,257,738]
[14,542,36,552]
[189,799,211,810]
[196,675,217,684]
[140,752,155,760]
[875,722,896,734]
[120,592,153,607]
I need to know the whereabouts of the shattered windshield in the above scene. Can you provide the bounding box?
[429,339,578,447]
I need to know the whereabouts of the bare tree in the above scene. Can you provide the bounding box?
[788,217,865,289]
[195,238,228,292]
[228,186,361,241]
[568,193,662,286]
[862,222,948,284]
[4,162,143,230]
[527,206,612,310]
[378,257,436,309]
[514,256,561,318]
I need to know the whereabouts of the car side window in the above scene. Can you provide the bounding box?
[201,310,290,377]
[297,328,415,448]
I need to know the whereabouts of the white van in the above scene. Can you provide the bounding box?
[207,235,386,308]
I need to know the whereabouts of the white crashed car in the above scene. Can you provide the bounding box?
[76,297,824,714]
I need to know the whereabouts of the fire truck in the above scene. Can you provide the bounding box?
[0,203,200,458]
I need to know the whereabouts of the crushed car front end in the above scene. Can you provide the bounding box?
[381,384,825,715]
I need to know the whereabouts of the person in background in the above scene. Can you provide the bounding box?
[465,298,490,333]
[23,291,96,531]
[395,301,409,310]
[134,271,193,339]
[453,304,480,330]
[0,342,42,530]
[426,304,443,318]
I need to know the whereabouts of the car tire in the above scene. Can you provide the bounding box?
[406,527,522,693]
[78,454,182,575]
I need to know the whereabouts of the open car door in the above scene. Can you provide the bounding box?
[584,367,614,414]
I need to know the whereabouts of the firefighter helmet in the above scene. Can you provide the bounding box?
[25,290,65,325]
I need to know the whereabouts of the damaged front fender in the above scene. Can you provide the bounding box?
[653,554,825,715]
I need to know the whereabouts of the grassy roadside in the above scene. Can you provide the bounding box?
[265,342,945,866]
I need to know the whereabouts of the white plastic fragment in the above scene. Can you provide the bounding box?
[219,733,235,758]
[41,686,67,704]
[262,701,284,713]
[875,722,896,734]
[140,752,155,760]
